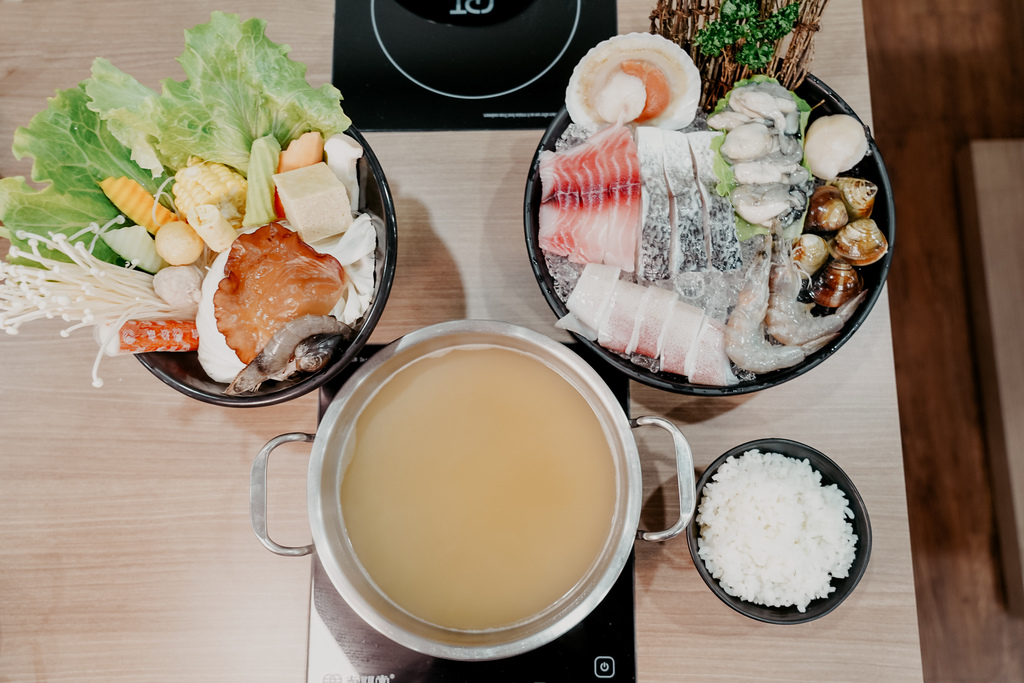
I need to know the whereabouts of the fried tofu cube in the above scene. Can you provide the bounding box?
[273,162,353,243]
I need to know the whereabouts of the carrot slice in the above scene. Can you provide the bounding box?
[621,60,670,123]
[277,131,325,174]
[116,320,199,354]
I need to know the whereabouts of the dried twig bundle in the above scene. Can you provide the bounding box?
[651,0,831,110]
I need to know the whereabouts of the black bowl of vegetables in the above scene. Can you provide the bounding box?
[137,125,398,408]
[524,74,895,396]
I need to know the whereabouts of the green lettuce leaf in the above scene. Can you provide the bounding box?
[0,177,121,264]
[1,82,149,265]
[155,11,351,175]
[85,58,168,178]
[11,83,165,197]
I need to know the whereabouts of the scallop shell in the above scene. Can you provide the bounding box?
[810,259,864,308]
[565,32,701,130]
[792,233,829,275]
[829,218,888,266]
[832,177,877,220]
[807,185,849,232]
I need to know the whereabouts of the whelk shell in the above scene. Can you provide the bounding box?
[807,185,849,232]
[832,177,877,220]
[810,259,864,308]
[792,233,829,276]
[829,218,888,266]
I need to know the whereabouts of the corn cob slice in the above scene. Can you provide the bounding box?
[173,158,248,229]
[99,176,178,234]
[187,204,239,253]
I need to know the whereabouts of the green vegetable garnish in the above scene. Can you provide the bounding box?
[1,11,351,266]
[694,0,801,71]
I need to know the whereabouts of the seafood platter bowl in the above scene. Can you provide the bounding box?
[524,32,896,397]
[685,438,872,625]
[250,319,698,660]
[138,125,398,408]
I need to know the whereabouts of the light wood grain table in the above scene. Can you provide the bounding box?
[0,1,923,680]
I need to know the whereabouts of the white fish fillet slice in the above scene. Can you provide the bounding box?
[632,284,678,358]
[686,318,738,386]
[659,300,705,376]
[597,279,647,354]
[663,130,707,273]
[687,131,742,272]
[557,263,621,339]
[636,126,672,283]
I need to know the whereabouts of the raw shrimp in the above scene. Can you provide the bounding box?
[226,314,353,394]
[766,238,868,352]
[725,235,806,373]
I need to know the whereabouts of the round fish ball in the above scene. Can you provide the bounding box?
[155,220,205,265]
[804,114,869,180]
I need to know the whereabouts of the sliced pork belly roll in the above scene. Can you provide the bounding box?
[538,123,642,272]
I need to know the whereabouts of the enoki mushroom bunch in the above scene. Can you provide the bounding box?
[0,227,191,386]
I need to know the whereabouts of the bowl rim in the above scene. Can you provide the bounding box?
[684,437,873,624]
[523,73,896,396]
[135,124,399,408]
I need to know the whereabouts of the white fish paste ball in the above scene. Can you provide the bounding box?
[804,114,869,180]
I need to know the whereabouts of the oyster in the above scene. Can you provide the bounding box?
[810,259,864,308]
[829,218,888,266]
[565,32,701,130]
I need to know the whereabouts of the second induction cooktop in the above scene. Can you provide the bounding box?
[332,0,618,130]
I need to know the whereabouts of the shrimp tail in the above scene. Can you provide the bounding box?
[226,314,353,395]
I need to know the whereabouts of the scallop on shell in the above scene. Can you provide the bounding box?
[565,32,701,130]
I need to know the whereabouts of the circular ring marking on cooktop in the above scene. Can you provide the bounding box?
[370,0,581,100]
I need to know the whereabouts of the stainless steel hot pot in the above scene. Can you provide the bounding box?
[250,320,695,660]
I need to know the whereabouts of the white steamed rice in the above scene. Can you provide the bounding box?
[695,448,858,612]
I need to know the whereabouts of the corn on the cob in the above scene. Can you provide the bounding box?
[99,176,178,234]
[173,158,248,229]
[187,204,239,253]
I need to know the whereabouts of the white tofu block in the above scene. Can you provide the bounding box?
[274,162,353,244]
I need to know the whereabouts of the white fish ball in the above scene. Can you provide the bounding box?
[804,114,869,180]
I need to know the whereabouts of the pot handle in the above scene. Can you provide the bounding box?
[250,432,316,557]
[630,416,696,543]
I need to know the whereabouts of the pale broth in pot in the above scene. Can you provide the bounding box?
[339,345,617,631]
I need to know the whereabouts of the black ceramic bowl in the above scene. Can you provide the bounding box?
[685,438,872,624]
[523,74,895,395]
[136,125,398,407]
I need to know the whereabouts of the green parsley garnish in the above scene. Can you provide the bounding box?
[693,0,801,71]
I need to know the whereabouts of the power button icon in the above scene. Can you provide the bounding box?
[594,655,615,678]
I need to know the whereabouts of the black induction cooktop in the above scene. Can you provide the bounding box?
[332,0,618,131]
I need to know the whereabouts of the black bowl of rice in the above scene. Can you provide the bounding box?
[686,438,871,624]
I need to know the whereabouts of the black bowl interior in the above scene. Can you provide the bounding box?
[685,438,872,624]
[523,74,895,396]
[136,125,398,407]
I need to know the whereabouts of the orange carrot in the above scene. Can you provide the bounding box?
[117,320,199,354]
[277,131,325,174]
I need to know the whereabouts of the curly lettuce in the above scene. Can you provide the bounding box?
[88,11,351,176]
[3,11,351,265]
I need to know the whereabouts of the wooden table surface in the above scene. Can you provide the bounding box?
[0,1,923,681]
